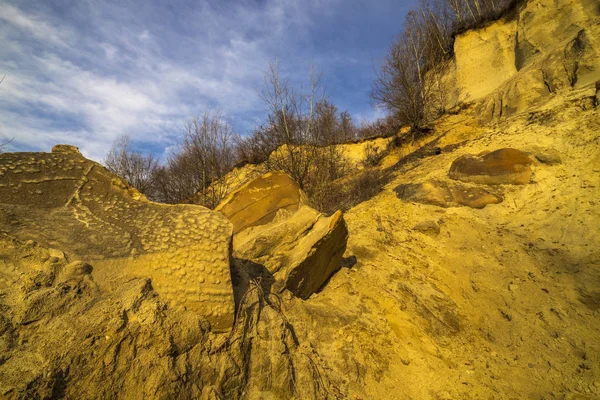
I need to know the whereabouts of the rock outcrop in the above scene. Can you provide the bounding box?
[448,148,533,185]
[395,181,504,208]
[215,171,305,234]
[235,206,349,299]
[0,233,334,399]
[434,0,600,121]
[0,146,235,331]
[220,172,349,300]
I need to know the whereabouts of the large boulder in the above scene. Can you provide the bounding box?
[448,148,533,185]
[395,181,504,209]
[234,205,348,300]
[215,171,305,234]
[0,146,235,332]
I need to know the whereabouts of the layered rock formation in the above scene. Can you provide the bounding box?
[0,148,351,399]
[1,0,599,397]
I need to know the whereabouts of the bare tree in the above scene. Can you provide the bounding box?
[314,99,339,145]
[372,0,515,133]
[258,60,323,190]
[444,0,513,32]
[0,137,13,154]
[339,111,356,142]
[104,134,159,196]
[152,111,237,207]
[183,111,237,207]
[234,125,278,165]
[372,13,428,133]
[256,60,349,210]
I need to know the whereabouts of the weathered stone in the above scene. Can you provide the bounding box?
[57,261,93,283]
[412,220,441,235]
[0,146,235,332]
[395,181,503,209]
[535,150,562,165]
[51,144,81,154]
[437,0,600,116]
[0,233,328,399]
[48,248,65,260]
[234,205,348,299]
[215,171,305,234]
[449,148,533,185]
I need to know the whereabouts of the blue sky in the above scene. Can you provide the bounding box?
[0,0,415,162]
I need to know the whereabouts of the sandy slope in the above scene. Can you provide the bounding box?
[283,88,600,399]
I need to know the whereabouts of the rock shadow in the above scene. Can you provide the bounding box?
[230,257,275,315]
[341,255,357,269]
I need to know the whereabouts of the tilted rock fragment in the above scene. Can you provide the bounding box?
[215,171,306,234]
[234,205,348,299]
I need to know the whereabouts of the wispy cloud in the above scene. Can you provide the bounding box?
[0,0,413,162]
[0,3,70,47]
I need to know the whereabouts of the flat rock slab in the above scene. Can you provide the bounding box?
[215,171,304,234]
[395,181,503,209]
[0,146,235,331]
[449,148,533,185]
[234,206,348,299]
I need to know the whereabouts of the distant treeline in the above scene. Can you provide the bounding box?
[105,60,407,209]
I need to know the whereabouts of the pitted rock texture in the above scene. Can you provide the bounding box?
[0,149,235,331]
[215,171,305,234]
[234,205,348,299]
[51,144,81,154]
[0,234,338,399]
[448,148,533,185]
[395,181,504,209]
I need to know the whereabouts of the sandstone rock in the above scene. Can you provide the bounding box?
[234,205,348,299]
[449,148,533,185]
[395,181,503,209]
[0,147,235,332]
[0,233,332,399]
[535,150,562,165]
[412,220,441,235]
[57,261,93,283]
[453,17,518,104]
[51,144,81,154]
[48,248,65,260]
[436,0,600,119]
[215,171,305,234]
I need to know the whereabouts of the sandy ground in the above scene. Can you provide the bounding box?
[284,87,600,399]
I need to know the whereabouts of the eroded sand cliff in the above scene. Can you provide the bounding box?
[1,0,599,398]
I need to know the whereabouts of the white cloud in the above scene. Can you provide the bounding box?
[0,0,378,163]
[101,43,118,60]
[0,3,70,47]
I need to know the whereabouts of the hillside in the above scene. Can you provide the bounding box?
[1,0,599,398]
